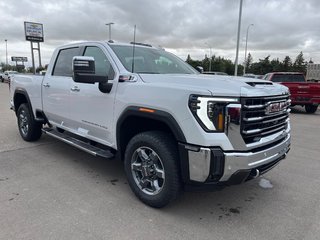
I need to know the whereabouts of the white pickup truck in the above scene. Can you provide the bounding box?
[10,41,291,207]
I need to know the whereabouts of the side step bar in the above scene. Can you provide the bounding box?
[42,128,114,159]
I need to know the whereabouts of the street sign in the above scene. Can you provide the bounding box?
[11,56,28,62]
[24,22,44,42]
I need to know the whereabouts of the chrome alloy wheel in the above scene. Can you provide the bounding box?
[19,109,29,136]
[131,147,165,195]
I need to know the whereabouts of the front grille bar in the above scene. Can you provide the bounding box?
[241,95,290,144]
[243,121,286,135]
[244,110,289,122]
[243,99,289,110]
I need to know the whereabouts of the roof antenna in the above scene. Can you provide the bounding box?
[131,25,136,73]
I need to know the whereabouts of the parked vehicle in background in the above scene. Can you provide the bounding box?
[39,70,47,76]
[203,71,228,76]
[263,72,320,113]
[0,72,5,82]
[10,41,291,207]
[243,73,263,79]
[306,63,320,82]
[3,71,18,83]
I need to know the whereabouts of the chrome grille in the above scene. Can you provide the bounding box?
[241,95,290,144]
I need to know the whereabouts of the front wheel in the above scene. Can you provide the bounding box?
[305,104,318,114]
[124,131,181,208]
[17,103,42,141]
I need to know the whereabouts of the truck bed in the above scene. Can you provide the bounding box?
[10,74,44,114]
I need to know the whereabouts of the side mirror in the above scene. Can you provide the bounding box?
[72,56,113,93]
[72,56,96,84]
[72,56,107,84]
[196,66,204,73]
[73,56,95,73]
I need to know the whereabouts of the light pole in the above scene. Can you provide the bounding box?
[234,0,243,76]
[205,43,212,72]
[5,39,8,66]
[105,22,114,41]
[243,24,254,75]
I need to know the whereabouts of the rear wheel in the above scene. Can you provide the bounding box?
[17,104,42,141]
[124,131,181,208]
[305,104,318,114]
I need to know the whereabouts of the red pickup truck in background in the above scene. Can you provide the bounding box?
[263,72,320,113]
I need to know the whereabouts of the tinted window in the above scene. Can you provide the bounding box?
[110,45,196,74]
[84,46,115,79]
[271,74,305,82]
[53,47,80,77]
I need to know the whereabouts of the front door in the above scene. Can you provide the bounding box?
[68,45,117,147]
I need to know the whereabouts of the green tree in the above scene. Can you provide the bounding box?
[186,54,192,63]
[282,56,292,71]
[185,54,202,70]
[271,58,282,72]
[210,56,235,75]
[224,60,235,75]
[293,51,306,73]
[184,51,309,76]
[245,52,253,73]
[201,55,210,71]
[250,56,272,75]
[0,62,14,71]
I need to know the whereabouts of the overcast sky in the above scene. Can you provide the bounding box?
[0,0,319,68]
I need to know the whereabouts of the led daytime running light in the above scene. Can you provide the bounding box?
[189,95,239,132]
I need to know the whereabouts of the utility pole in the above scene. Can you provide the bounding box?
[5,39,8,66]
[243,24,254,75]
[105,22,114,41]
[234,0,243,76]
[205,43,212,72]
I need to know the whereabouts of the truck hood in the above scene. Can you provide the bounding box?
[139,74,289,97]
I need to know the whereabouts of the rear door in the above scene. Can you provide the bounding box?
[42,47,81,128]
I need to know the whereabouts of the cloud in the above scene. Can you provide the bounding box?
[0,0,319,66]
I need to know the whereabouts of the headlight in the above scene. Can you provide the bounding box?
[189,95,239,132]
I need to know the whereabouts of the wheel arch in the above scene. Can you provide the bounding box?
[13,88,47,123]
[13,89,33,116]
[116,106,186,160]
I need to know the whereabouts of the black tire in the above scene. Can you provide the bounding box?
[124,131,181,208]
[305,104,318,114]
[17,103,42,141]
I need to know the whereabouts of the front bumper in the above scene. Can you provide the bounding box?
[179,133,291,189]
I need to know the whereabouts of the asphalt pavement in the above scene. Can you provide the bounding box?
[0,82,319,240]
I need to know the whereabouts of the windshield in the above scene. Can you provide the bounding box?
[110,45,197,74]
[272,74,305,82]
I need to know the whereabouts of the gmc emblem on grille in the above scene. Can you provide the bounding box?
[266,102,286,114]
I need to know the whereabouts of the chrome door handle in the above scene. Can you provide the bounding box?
[43,83,50,88]
[70,86,80,92]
